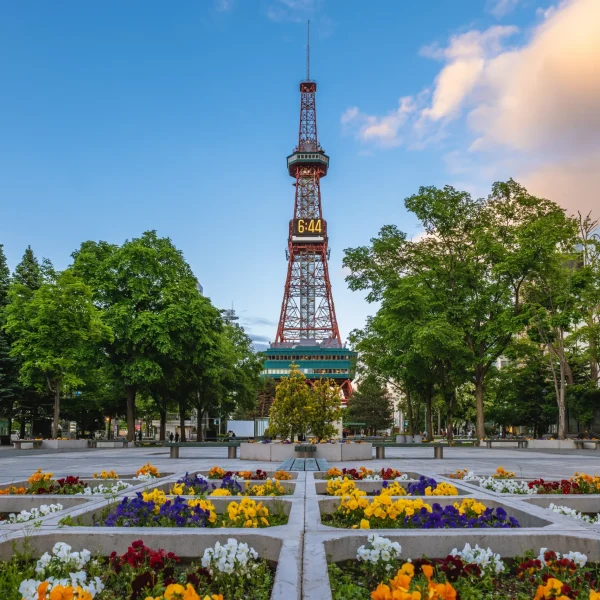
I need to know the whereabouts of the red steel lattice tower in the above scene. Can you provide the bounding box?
[274,23,341,348]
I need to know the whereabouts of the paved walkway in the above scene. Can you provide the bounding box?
[1,445,599,482]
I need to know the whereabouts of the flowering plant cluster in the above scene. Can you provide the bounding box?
[325,467,405,481]
[406,477,459,497]
[0,470,88,495]
[91,491,285,528]
[206,467,280,481]
[328,537,600,600]
[492,466,516,479]
[169,473,289,497]
[223,498,271,528]
[448,469,469,480]
[133,464,160,481]
[325,492,521,529]
[325,477,458,498]
[479,477,535,494]
[18,542,104,600]
[549,502,600,524]
[93,470,119,479]
[1,539,274,600]
[0,503,63,525]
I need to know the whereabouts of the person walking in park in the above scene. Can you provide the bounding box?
[175,432,180,443]
[169,432,174,443]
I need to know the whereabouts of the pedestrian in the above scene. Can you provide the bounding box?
[175,432,180,443]
[169,432,174,443]
[138,430,142,442]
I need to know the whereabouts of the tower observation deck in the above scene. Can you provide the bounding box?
[262,23,356,399]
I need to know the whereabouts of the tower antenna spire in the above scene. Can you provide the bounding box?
[306,19,310,81]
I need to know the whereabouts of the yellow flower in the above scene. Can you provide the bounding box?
[209,488,232,497]
[171,483,185,495]
[208,466,226,478]
[74,587,93,600]
[143,488,168,507]
[360,518,370,529]
[164,584,186,600]
[136,463,160,477]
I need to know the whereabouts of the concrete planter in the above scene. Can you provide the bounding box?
[41,440,89,450]
[193,470,300,480]
[413,434,423,444]
[527,439,576,449]
[95,441,129,448]
[0,496,93,530]
[147,478,300,497]
[303,530,600,600]
[395,435,406,443]
[313,479,473,496]
[312,496,553,530]
[240,443,373,462]
[0,530,301,600]
[312,471,426,481]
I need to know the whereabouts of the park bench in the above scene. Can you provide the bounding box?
[483,439,528,449]
[165,441,240,459]
[372,442,445,459]
[13,440,42,450]
[574,440,600,450]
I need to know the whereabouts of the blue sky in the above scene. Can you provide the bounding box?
[1,0,598,350]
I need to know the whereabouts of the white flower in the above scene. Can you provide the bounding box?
[356,535,401,565]
[549,503,600,525]
[18,579,39,600]
[563,551,587,568]
[450,543,504,575]
[479,477,534,495]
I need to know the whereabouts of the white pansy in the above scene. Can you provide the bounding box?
[450,543,505,575]
[549,503,600,525]
[201,538,260,576]
[478,477,535,494]
[79,481,133,496]
[133,473,157,481]
[356,534,401,565]
[463,471,479,481]
[563,551,587,568]
[3,504,64,525]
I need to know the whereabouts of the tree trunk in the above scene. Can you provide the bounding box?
[159,407,166,441]
[437,407,441,436]
[178,399,186,442]
[197,406,204,442]
[445,390,455,443]
[19,414,25,439]
[474,366,486,441]
[126,385,136,442]
[406,390,414,435]
[52,380,61,439]
[557,359,567,440]
[425,392,433,442]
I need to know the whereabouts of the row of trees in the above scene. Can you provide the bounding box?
[344,180,600,441]
[0,232,263,441]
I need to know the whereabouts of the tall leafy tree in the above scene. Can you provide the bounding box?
[308,378,342,441]
[346,374,393,434]
[72,231,223,441]
[0,244,19,429]
[344,180,575,440]
[269,365,311,441]
[5,270,112,438]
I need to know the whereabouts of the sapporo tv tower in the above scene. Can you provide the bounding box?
[262,22,356,400]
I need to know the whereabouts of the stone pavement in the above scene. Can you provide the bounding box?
[1,445,600,482]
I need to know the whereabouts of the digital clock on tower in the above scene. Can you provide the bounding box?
[292,218,326,237]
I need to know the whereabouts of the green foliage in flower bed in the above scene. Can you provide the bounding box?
[327,535,600,599]
[0,539,274,600]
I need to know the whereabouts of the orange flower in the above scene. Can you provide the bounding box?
[421,564,433,581]
[37,581,50,600]
[428,582,457,600]
[48,585,74,600]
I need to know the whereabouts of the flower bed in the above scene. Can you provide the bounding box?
[321,493,521,529]
[468,472,600,495]
[327,534,600,599]
[324,477,460,498]
[0,503,64,525]
[162,473,293,498]
[0,538,275,600]
[61,492,289,528]
[325,467,405,481]
[0,467,161,497]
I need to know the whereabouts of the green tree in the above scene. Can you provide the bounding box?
[346,374,393,434]
[308,378,342,441]
[5,270,112,438]
[344,180,575,441]
[72,231,220,441]
[0,244,19,429]
[13,246,43,295]
[269,365,311,441]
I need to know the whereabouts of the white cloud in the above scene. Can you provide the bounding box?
[488,0,520,18]
[342,0,600,216]
[266,0,316,22]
